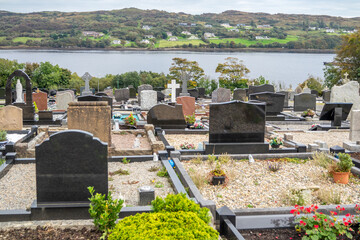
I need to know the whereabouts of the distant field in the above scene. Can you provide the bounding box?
[209,35,298,46]
[157,39,206,48]
[0,37,5,41]
[12,37,43,43]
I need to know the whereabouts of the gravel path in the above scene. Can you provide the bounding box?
[0,162,174,210]
[183,159,360,210]
[165,134,208,150]
[291,130,349,147]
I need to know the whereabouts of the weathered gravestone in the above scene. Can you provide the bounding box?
[81,72,93,96]
[197,88,205,98]
[138,84,153,105]
[322,90,331,102]
[114,88,130,102]
[0,88,5,99]
[56,91,74,111]
[277,91,289,108]
[68,102,111,145]
[103,88,114,98]
[180,73,190,96]
[176,96,195,116]
[78,95,113,111]
[233,88,247,101]
[350,110,360,142]
[35,130,108,203]
[248,84,275,95]
[205,101,268,154]
[6,70,35,120]
[147,104,186,129]
[157,91,165,102]
[293,93,316,111]
[129,86,136,98]
[249,92,285,116]
[188,89,199,99]
[330,81,360,116]
[311,90,319,97]
[212,88,231,103]
[0,105,23,130]
[25,91,48,111]
[140,90,157,110]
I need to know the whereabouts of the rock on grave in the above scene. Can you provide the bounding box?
[138,84,153,105]
[293,93,316,112]
[140,90,157,110]
[330,81,360,115]
[56,91,74,111]
[249,92,285,115]
[0,105,23,130]
[212,88,231,103]
[248,84,275,95]
[147,104,186,129]
[176,96,195,116]
[114,88,130,102]
[35,130,108,203]
[350,110,360,142]
[67,101,111,145]
[233,88,247,101]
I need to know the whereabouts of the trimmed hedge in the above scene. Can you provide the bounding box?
[108,211,219,240]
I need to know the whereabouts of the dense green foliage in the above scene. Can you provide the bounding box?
[0,8,358,50]
[151,193,211,224]
[336,153,354,172]
[216,57,250,90]
[108,211,219,240]
[88,186,124,239]
[0,130,7,141]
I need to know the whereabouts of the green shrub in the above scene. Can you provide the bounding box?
[88,186,124,239]
[0,130,7,141]
[151,193,211,224]
[157,167,169,177]
[337,153,354,172]
[108,211,219,240]
[0,158,4,166]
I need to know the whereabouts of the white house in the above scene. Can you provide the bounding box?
[142,25,152,30]
[221,23,231,28]
[257,25,272,29]
[204,32,216,39]
[166,32,173,37]
[181,31,192,35]
[179,23,188,26]
[325,29,335,33]
[112,40,121,45]
[255,36,270,40]
[82,31,104,38]
[191,23,196,27]
[228,28,239,32]
[140,39,150,44]
[144,35,154,39]
[188,35,199,40]
[204,24,213,28]
[168,36,178,41]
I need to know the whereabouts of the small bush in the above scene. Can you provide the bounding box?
[155,181,164,188]
[108,211,218,240]
[207,154,217,165]
[312,152,333,169]
[0,158,5,166]
[316,188,341,205]
[337,153,354,172]
[0,130,7,141]
[267,161,281,172]
[110,168,129,176]
[122,157,130,164]
[218,153,231,164]
[151,193,211,224]
[157,167,169,177]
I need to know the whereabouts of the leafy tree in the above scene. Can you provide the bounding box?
[303,75,324,93]
[0,58,24,87]
[252,75,269,85]
[197,76,218,95]
[112,71,141,89]
[169,58,204,85]
[32,61,70,88]
[216,57,250,90]
[324,65,341,88]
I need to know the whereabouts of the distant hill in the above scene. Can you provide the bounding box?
[0,8,358,50]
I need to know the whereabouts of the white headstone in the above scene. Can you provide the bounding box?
[350,110,360,142]
[15,79,23,103]
[168,79,180,102]
[140,90,157,110]
[81,72,93,96]
[330,81,360,118]
[56,91,73,110]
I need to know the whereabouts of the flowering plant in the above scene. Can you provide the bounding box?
[180,142,195,150]
[302,109,315,117]
[191,121,204,129]
[291,205,354,240]
[124,113,136,126]
[185,114,196,125]
[268,136,283,146]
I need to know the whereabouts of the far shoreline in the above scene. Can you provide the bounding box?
[0,46,336,54]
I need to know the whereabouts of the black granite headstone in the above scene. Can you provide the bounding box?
[197,88,205,98]
[36,130,108,203]
[311,90,319,97]
[293,93,316,111]
[277,91,289,108]
[157,91,165,102]
[176,88,182,99]
[77,95,113,110]
[249,92,285,115]
[147,104,186,129]
[129,87,136,98]
[322,90,331,102]
[248,84,275,95]
[209,101,266,143]
[188,89,199,99]
[95,92,108,97]
[154,87,165,92]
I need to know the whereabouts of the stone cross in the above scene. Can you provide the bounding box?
[168,79,180,102]
[180,72,190,96]
[15,79,23,103]
[343,72,350,84]
[81,72,93,96]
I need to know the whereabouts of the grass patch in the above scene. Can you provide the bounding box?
[148,165,160,172]
[0,158,5,166]
[312,152,334,169]
[157,39,205,48]
[12,37,43,43]
[157,167,169,177]
[110,168,130,176]
[208,35,298,46]
[155,181,164,188]
[188,168,208,189]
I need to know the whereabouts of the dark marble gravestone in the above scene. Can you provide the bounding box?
[129,87,136,98]
[311,90,319,97]
[95,92,108,97]
[248,84,275,95]
[77,95,113,110]
[176,88,182,99]
[188,89,199,99]
[293,93,316,111]
[322,90,331,102]
[277,91,289,108]
[197,88,205,98]
[147,104,186,129]
[157,91,165,102]
[114,88,130,102]
[5,70,35,121]
[205,101,269,154]
[35,130,108,203]
[233,88,247,101]
[249,92,285,116]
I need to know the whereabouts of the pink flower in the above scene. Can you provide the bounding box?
[314,225,319,229]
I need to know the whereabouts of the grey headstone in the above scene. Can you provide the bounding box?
[138,84,153,105]
[249,92,285,115]
[140,90,157,110]
[277,91,289,107]
[129,87,136,98]
[212,88,231,103]
[248,84,275,95]
[294,93,316,112]
[233,88,247,101]
[197,88,205,98]
[36,130,108,203]
[322,90,331,102]
[114,88,130,102]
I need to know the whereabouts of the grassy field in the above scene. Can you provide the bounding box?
[209,35,298,46]
[12,37,43,43]
[0,37,5,41]
[157,39,206,48]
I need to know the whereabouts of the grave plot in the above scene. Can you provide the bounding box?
[182,155,360,210]
[108,161,175,206]
[111,131,153,155]
[165,134,208,150]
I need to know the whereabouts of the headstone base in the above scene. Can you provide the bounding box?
[81,91,93,96]
[313,125,350,131]
[204,142,269,154]
[13,102,35,120]
[180,92,190,96]
[266,115,286,121]
[343,142,360,152]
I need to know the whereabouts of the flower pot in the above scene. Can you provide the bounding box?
[271,144,281,149]
[212,176,226,185]
[332,171,350,184]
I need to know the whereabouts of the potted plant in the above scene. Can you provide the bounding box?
[210,160,226,185]
[0,130,8,147]
[329,153,354,184]
[190,121,204,129]
[185,114,195,128]
[180,142,196,150]
[301,108,315,118]
[124,114,137,129]
[268,136,283,149]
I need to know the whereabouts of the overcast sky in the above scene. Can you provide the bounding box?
[0,0,359,18]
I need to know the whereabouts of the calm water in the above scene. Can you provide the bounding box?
[0,50,335,87]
